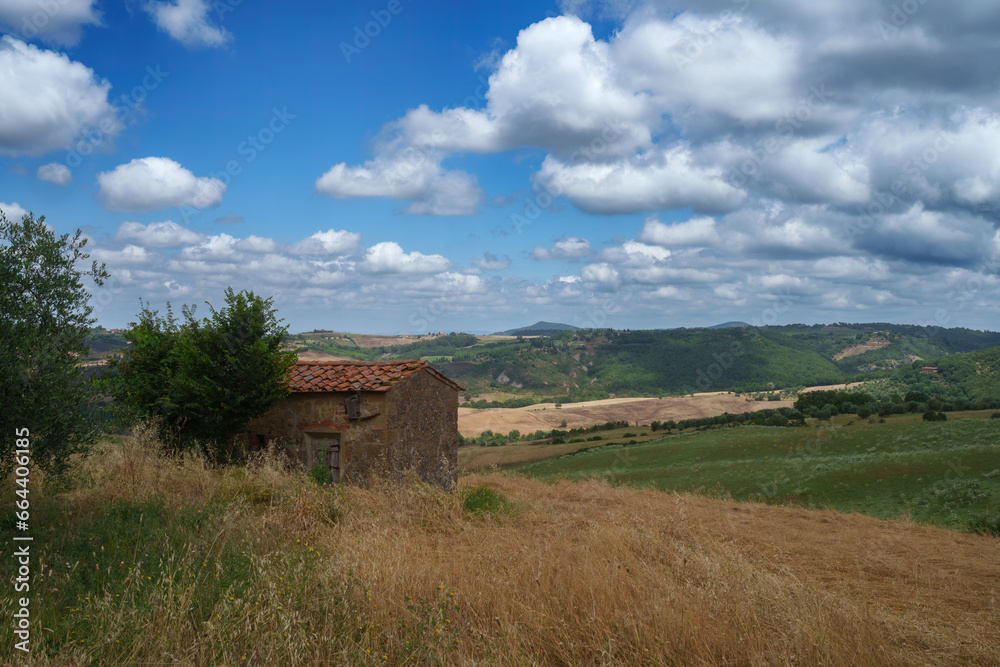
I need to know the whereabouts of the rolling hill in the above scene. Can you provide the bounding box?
[88,322,1000,404]
[492,321,581,336]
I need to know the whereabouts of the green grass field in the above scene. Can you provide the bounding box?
[521,416,1000,531]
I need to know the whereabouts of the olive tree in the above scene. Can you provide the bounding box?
[0,210,109,476]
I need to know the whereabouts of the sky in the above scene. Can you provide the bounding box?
[1,0,999,334]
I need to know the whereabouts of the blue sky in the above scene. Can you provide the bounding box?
[2,0,999,334]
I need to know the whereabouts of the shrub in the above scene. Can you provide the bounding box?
[968,514,1000,537]
[462,485,515,516]
[991,412,1000,419]
[922,410,947,422]
[103,288,296,464]
[309,461,332,485]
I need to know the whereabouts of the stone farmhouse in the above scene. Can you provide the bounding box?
[246,360,463,488]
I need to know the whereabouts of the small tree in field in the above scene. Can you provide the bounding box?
[104,288,297,463]
[0,210,109,476]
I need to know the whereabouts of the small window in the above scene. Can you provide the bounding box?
[345,393,362,419]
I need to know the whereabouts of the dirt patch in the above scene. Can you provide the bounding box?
[833,337,890,360]
[798,382,865,393]
[458,392,793,437]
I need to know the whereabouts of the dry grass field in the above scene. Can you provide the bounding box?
[457,383,868,438]
[458,393,793,437]
[458,424,664,471]
[4,431,997,665]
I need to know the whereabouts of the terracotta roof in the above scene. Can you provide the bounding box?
[287,360,464,393]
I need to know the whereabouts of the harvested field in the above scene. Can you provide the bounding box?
[294,349,354,362]
[349,333,442,348]
[459,392,792,437]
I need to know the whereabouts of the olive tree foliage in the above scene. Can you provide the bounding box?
[0,211,109,476]
[103,288,297,464]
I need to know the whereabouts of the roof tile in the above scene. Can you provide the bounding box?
[286,359,464,393]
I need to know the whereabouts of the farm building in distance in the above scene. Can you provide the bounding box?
[246,360,463,489]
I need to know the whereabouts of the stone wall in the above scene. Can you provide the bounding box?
[383,370,459,489]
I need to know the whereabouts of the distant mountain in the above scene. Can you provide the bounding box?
[494,321,581,336]
[709,321,751,329]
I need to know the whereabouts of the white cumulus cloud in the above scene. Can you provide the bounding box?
[116,220,204,248]
[536,145,746,214]
[396,16,654,156]
[601,240,671,266]
[37,162,71,185]
[0,37,119,156]
[361,242,451,274]
[0,201,29,221]
[580,262,621,287]
[315,148,483,216]
[291,229,362,256]
[97,157,226,212]
[640,216,720,248]
[531,237,594,260]
[0,0,101,46]
[146,0,231,48]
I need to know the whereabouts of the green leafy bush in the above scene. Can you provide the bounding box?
[309,461,332,485]
[967,514,1000,536]
[102,287,297,463]
[462,485,515,516]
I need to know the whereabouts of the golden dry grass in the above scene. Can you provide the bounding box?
[458,425,665,471]
[14,432,1000,666]
[459,440,606,471]
[329,474,1000,666]
[458,394,794,438]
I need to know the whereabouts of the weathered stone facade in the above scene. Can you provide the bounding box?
[245,361,460,488]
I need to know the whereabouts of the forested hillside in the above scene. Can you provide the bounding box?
[90,323,1000,403]
[772,323,1000,374]
[586,328,843,394]
[884,345,1000,402]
